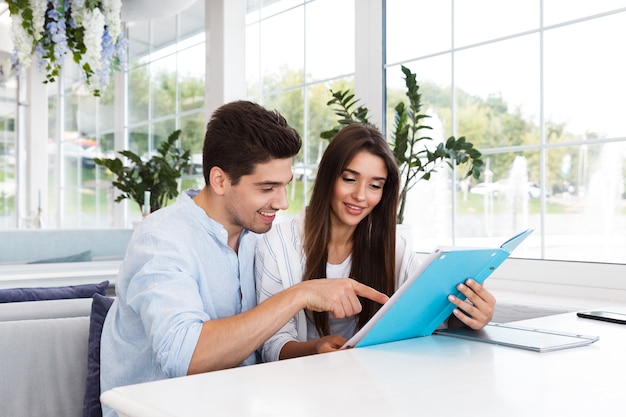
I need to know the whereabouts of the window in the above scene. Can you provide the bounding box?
[246,0,356,214]
[45,62,118,228]
[386,0,626,264]
[3,0,625,269]
[244,0,626,265]
[0,72,17,229]
[100,1,205,227]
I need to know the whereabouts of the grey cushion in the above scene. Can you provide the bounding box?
[0,298,93,322]
[0,316,90,417]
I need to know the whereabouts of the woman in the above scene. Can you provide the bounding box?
[255,123,495,362]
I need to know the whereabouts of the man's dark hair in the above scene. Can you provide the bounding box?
[202,101,302,185]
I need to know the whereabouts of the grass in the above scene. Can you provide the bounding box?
[459,192,565,214]
[0,163,606,225]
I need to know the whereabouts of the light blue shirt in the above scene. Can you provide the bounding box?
[101,189,258,417]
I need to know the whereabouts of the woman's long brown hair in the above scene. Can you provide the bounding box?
[303,123,400,336]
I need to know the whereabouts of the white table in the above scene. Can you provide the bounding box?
[101,306,626,417]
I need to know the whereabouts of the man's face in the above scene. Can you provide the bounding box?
[223,157,293,234]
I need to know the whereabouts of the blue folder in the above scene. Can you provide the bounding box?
[342,229,534,348]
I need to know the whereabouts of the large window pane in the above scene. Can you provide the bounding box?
[455,35,540,150]
[545,144,626,263]
[129,65,150,125]
[180,112,206,180]
[151,55,178,119]
[128,20,150,62]
[246,21,262,97]
[544,0,626,26]
[454,0,539,47]
[97,86,116,133]
[128,125,150,163]
[464,151,542,237]
[262,88,305,154]
[544,14,626,140]
[152,120,178,151]
[260,7,304,93]
[0,78,17,229]
[307,76,355,165]
[305,0,354,82]
[386,56,452,138]
[178,43,205,112]
[386,0,451,64]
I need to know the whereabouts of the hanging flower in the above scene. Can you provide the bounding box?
[6,0,127,97]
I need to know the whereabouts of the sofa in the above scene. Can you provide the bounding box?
[0,282,113,417]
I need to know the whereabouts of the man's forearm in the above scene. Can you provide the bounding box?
[187,285,306,374]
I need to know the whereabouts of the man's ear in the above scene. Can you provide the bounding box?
[209,166,228,196]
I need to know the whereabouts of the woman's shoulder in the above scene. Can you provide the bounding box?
[271,211,304,236]
[258,211,303,249]
[395,231,412,252]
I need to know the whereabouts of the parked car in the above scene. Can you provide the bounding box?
[293,164,316,181]
[469,182,500,196]
[48,140,110,169]
[470,181,544,199]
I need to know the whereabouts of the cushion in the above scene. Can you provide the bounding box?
[0,316,90,417]
[28,249,93,264]
[83,293,114,417]
[0,298,93,322]
[0,280,109,303]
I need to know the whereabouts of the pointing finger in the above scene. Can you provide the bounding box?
[351,280,389,305]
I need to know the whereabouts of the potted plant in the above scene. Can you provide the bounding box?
[321,65,484,224]
[94,129,191,214]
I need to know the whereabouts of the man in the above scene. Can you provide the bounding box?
[100,101,388,416]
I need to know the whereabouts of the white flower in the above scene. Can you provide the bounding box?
[10,14,33,68]
[30,0,48,41]
[81,8,105,87]
[102,0,123,42]
[70,0,87,27]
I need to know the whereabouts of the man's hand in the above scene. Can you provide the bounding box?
[298,278,389,319]
[447,278,495,329]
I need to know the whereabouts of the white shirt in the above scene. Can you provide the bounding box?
[306,255,357,340]
[254,212,422,362]
[102,190,258,417]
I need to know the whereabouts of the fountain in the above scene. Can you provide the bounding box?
[503,155,531,233]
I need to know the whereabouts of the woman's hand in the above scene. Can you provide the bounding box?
[313,335,348,354]
[279,335,348,359]
[447,278,495,330]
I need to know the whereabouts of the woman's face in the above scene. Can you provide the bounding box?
[330,150,387,229]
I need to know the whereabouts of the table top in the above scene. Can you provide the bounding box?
[101,306,626,417]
